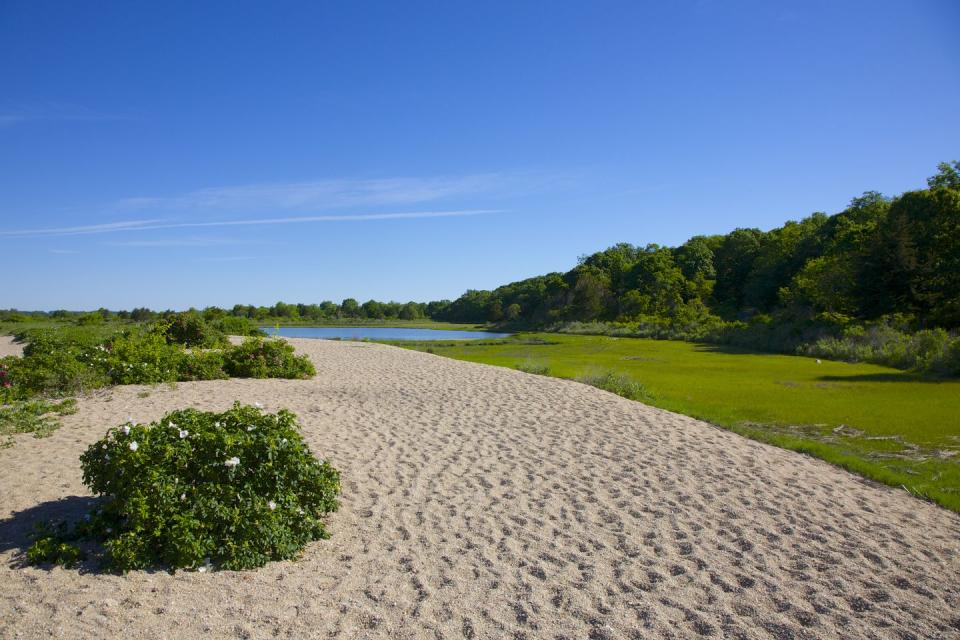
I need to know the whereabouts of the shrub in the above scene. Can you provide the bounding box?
[213,316,266,338]
[177,350,229,381]
[223,338,316,379]
[162,313,228,348]
[28,403,341,572]
[101,330,186,385]
[27,522,85,567]
[799,317,960,375]
[578,371,655,402]
[5,344,109,397]
[516,361,550,376]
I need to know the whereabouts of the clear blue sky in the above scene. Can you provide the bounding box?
[2,1,958,311]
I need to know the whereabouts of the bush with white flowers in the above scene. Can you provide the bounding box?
[29,403,340,572]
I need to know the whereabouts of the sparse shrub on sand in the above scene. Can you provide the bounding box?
[223,338,316,379]
[0,398,77,445]
[28,403,341,572]
[578,371,655,402]
[3,327,315,403]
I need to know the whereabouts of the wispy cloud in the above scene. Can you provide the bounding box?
[1,210,499,238]
[104,236,247,247]
[194,256,257,262]
[0,219,166,238]
[114,174,522,214]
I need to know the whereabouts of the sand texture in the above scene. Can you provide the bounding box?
[0,335,24,358]
[1,338,959,639]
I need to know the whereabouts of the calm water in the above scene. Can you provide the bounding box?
[262,326,512,341]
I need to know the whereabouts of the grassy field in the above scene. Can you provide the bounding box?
[257,319,488,330]
[394,333,960,512]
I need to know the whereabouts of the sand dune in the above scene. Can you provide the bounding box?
[1,338,958,639]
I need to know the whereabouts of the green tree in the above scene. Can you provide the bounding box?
[340,298,360,318]
[927,160,960,190]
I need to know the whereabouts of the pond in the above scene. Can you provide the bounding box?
[261,326,513,341]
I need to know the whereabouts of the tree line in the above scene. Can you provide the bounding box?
[435,162,960,332]
[4,161,957,339]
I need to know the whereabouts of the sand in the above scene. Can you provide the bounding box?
[1,338,958,639]
[0,335,24,358]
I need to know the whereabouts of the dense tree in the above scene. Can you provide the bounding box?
[435,162,960,332]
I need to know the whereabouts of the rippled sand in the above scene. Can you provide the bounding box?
[1,338,958,639]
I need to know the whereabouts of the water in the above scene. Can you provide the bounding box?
[261,326,512,341]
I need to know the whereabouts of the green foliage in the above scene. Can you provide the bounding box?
[76,313,104,326]
[432,162,960,374]
[27,523,85,567]
[515,361,550,376]
[577,371,655,402]
[26,403,341,572]
[927,160,960,190]
[2,324,314,405]
[162,313,227,348]
[6,339,110,398]
[101,330,187,385]
[801,319,960,375]
[177,350,229,381]
[223,338,316,379]
[212,315,265,337]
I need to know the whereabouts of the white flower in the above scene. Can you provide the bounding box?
[122,425,131,435]
[129,441,138,451]
[179,429,189,439]
[169,422,177,429]
[247,425,255,432]
[224,456,240,468]
[254,402,263,409]
[180,493,187,500]
[280,438,288,444]
[268,501,277,511]
[297,507,304,515]
[215,421,221,428]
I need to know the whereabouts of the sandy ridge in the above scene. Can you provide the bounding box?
[1,337,958,639]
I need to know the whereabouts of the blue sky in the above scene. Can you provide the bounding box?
[2,1,958,311]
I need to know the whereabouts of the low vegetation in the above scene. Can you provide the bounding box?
[27,404,341,572]
[402,333,960,512]
[0,314,313,443]
[577,371,655,402]
[0,398,77,446]
[223,337,317,379]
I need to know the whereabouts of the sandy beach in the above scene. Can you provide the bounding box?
[1,337,958,639]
